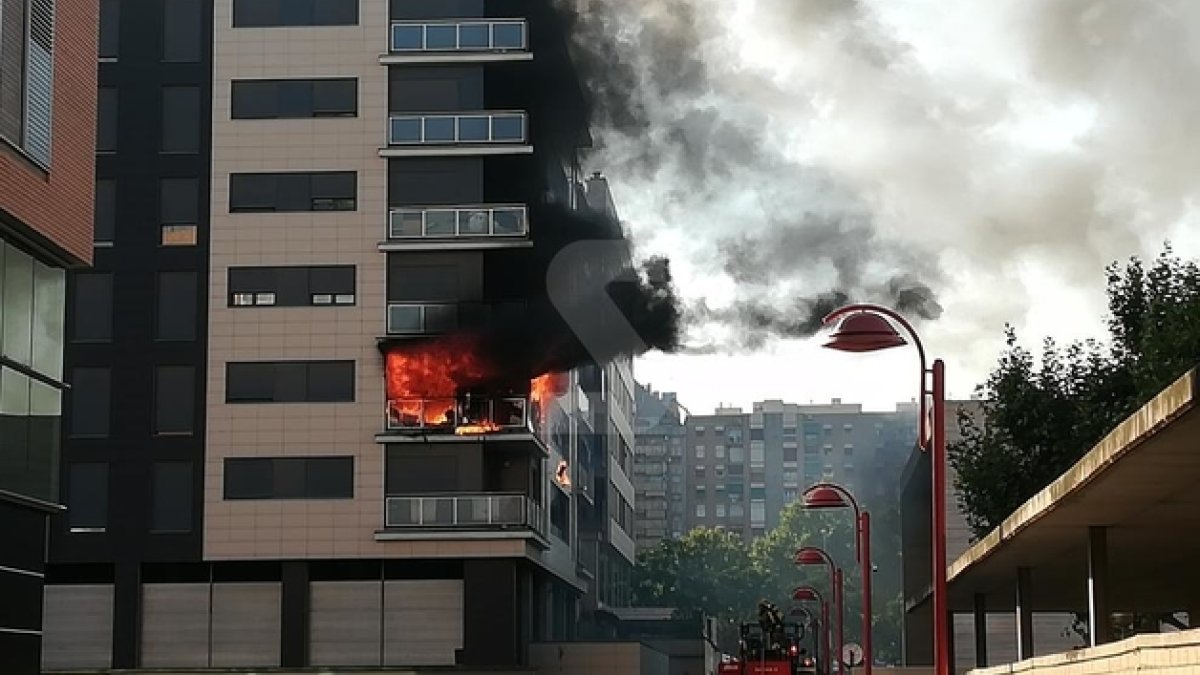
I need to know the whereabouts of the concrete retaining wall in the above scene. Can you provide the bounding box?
[530,641,670,675]
[969,628,1200,675]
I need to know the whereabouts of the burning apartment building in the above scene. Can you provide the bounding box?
[45,0,658,670]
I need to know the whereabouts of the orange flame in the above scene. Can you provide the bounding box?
[385,338,489,427]
[530,371,568,426]
[454,422,503,436]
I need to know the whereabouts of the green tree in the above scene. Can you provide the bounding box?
[632,527,763,621]
[950,244,1200,538]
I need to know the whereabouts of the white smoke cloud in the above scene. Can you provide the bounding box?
[558,0,1200,387]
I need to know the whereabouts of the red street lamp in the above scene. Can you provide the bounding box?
[795,546,845,675]
[823,304,948,675]
[791,585,830,674]
[804,483,871,675]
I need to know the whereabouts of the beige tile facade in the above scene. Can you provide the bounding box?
[205,0,394,559]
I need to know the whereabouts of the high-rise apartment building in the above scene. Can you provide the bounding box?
[0,0,97,671]
[632,383,686,548]
[684,399,917,541]
[46,0,634,669]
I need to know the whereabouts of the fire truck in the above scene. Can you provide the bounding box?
[717,618,820,675]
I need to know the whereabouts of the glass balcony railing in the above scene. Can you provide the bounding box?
[390,20,527,53]
[388,112,526,145]
[388,205,527,240]
[385,395,529,433]
[384,493,547,538]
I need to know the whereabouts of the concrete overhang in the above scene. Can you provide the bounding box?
[942,368,1200,614]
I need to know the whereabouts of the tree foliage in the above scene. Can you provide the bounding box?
[632,527,764,621]
[950,245,1200,538]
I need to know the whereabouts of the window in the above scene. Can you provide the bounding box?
[225,360,355,403]
[715,444,725,458]
[72,274,112,342]
[783,469,798,485]
[154,366,194,435]
[228,266,355,307]
[695,503,705,518]
[233,0,358,27]
[162,86,199,153]
[749,443,764,464]
[224,457,354,499]
[232,78,357,119]
[694,445,704,458]
[728,446,744,464]
[750,427,764,441]
[160,178,199,246]
[730,503,744,518]
[750,487,766,500]
[229,172,356,213]
[95,179,115,244]
[99,0,119,58]
[163,0,201,62]
[783,445,798,462]
[0,0,55,164]
[97,88,118,152]
[157,272,197,340]
[844,446,855,457]
[715,504,726,518]
[67,463,108,531]
[152,462,193,531]
[70,367,110,437]
[750,501,766,523]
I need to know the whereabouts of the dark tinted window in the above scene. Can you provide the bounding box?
[99,0,119,58]
[160,178,199,224]
[152,462,193,531]
[389,0,482,19]
[232,78,356,119]
[387,158,482,205]
[163,0,201,62]
[156,271,197,340]
[387,252,481,302]
[97,88,117,152]
[233,0,358,27]
[228,265,354,306]
[162,86,200,153]
[226,361,355,403]
[72,274,112,342]
[155,366,194,435]
[67,463,108,530]
[388,67,482,113]
[229,172,356,213]
[95,179,115,243]
[70,368,110,437]
[224,457,353,499]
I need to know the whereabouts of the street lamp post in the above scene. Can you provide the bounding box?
[792,585,830,674]
[794,546,844,674]
[804,483,871,675]
[821,304,948,675]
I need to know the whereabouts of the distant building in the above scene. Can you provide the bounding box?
[633,384,687,548]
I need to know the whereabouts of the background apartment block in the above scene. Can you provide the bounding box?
[0,0,97,672]
[632,383,685,548]
[46,0,635,669]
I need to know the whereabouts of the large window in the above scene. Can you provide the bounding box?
[67,463,108,532]
[156,271,197,340]
[225,360,355,403]
[0,0,55,164]
[97,88,118,152]
[72,274,112,342]
[160,178,199,246]
[162,86,200,153]
[69,367,110,437]
[229,172,356,213]
[231,79,357,119]
[152,462,193,532]
[99,0,119,59]
[233,0,358,27]
[227,265,355,307]
[154,366,194,435]
[95,179,115,245]
[224,457,354,499]
[162,0,201,62]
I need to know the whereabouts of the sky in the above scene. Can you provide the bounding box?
[559,0,1200,414]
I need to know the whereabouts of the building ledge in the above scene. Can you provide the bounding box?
[374,528,549,550]
[375,431,549,456]
[379,145,534,158]
[379,52,533,65]
[377,239,533,252]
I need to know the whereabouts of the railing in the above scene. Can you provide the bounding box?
[385,396,529,432]
[388,205,527,240]
[384,493,546,538]
[388,112,526,145]
[390,20,527,53]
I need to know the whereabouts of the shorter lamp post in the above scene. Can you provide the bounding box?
[796,546,844,674]
[804,483,871,675]
[792,585,829,675]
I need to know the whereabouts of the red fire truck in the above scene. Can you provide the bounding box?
[717,620,819,675]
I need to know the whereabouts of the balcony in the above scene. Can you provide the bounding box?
[382,493,548,545]
[381,112,531,158]
[380,205,530,251]
[385,395,528,432]
[383,20,531,64]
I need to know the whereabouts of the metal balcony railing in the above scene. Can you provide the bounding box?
[384,493,547,538]
[385,396,529,432]
[388,112,526,145]
[389,20,527,53]
[388,205,527,240]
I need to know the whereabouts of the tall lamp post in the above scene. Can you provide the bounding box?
[792,585,830,674]
[804,483,871,675]
[795,546,844,675]
[821,304,948,675]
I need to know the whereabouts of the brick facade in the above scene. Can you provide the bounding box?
[0,0,96,265]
